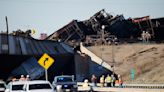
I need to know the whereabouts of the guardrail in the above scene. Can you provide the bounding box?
[77,82,164,89]
[122,84,164,89]
[77,82,164,92]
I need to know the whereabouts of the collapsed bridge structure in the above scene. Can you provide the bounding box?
[0,33,75,81]
[0,33,112,82]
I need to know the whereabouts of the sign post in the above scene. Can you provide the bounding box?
[38,53,54,81]
[45,69,48,81]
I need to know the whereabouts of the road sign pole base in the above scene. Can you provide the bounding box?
[45,69,48,81]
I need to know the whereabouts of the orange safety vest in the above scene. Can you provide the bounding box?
[119,79,123,84]
[115,80,119,84]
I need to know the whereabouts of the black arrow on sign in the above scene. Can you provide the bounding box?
[44,58,49,66]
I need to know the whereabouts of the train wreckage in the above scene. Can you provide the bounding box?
[47,9,164,46]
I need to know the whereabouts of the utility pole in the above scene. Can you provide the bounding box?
[100,25,105,67]
[5,16,9,54]
[5,16,9,34]
[101,25,105,44]
[111,35,116,75]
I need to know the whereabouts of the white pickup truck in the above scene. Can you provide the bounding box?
[0,80,6,92]
[5,80,55,92]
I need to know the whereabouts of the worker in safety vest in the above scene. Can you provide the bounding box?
[100,75,105,87]
[105,74,112,87]
[111,74,116,87]
[83,79,89,87]
[118,75,123,88]
[141,31,146,43]
[145,31,151,43]
[25,75,30,81]
[19,75,25,81]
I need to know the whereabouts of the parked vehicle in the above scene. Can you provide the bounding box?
[5,80,54,92]
[52,75,77,92]
[0,80,6,92]
[5,81,26,92]
[23,80,54,92]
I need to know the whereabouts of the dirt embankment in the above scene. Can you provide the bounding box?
[88,43,164,83]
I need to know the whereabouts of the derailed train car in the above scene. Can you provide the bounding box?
[47,9,164,45]
[47,9,139,45]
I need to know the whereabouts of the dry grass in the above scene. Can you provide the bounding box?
[88,43,164,84]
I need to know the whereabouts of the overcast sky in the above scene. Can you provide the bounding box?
[0,0,164,38]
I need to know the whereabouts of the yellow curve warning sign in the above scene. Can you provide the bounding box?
[38,53,54,70]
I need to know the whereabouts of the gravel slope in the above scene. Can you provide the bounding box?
[87,43,164,83]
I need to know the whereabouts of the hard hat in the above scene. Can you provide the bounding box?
[84,79,88,83]
[21,75,24,77]
[118,74,120,78]
[26,75,30,78]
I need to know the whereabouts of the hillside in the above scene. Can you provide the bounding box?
[87,43,164,84]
